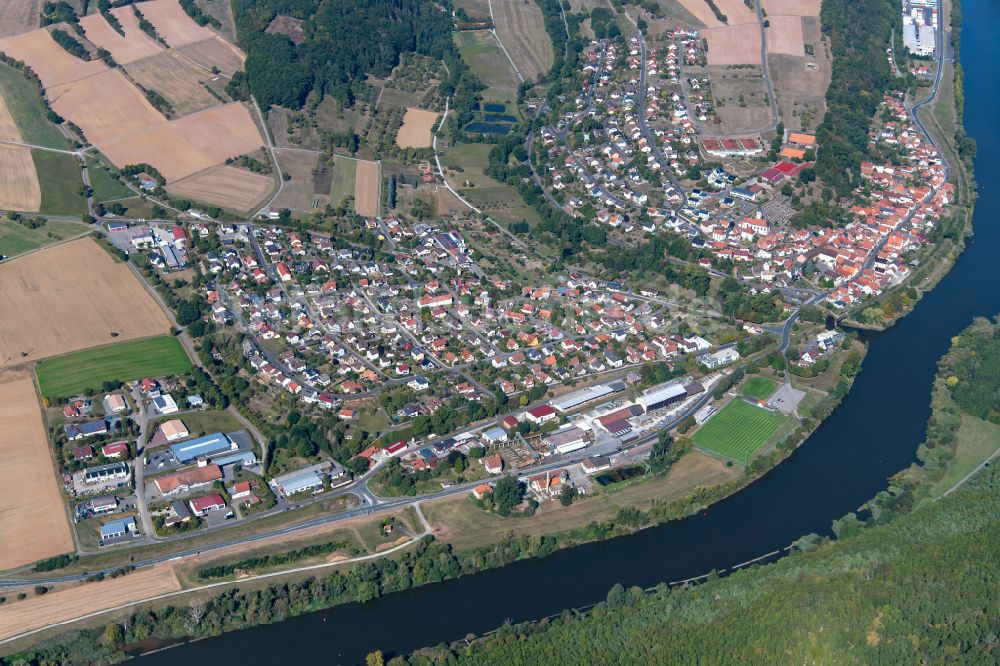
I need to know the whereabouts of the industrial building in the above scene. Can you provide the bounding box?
[637,383,688,412]
[100,516,137,541]
[271,461,346,497]
[550,380,625,413]
[169,432,237,464]
[543,425,590,455]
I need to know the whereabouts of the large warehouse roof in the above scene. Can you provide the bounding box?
[637,383,687,411]
[551,380,626,413]
[169,432,234,463]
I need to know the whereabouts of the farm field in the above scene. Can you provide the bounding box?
[693,398,788,463]
[454,30,520,104]
[36,335,192,399]
[98,102,265,182]
[0,0,44,39]
[703,23,762,66]
[0,143,40,211]
[328,154,357,209]
[0,237,171,368]
[137,0,216,47]
[271,150,325,212]
[50,68,166,146]
[176,36,245,77]
[33,149,86,215]
[766,14,805,56]
[0,28,106,89]
[125,50,221,116]
[354,159,381,217]
[0,564,181,641]
[167,164,274,213]
[0,372,75,573]
[490,0,553,82]
[395,108,439,148]
[742,376,778,400]
[0,219,90,257]
[0,61,69,150]
[762,0,820,16]
[767,16,830,133]
[79,9,164,64]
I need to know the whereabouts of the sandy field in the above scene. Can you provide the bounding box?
[766,14,804,56]
[0,28,107,89]
[137,0,216,48]
[713,0,758,24]
[125,50,220,116]
[0,372,74,573]
[49,68,166,145]
[0,1,44,39]
[167,164,274,212]
[395,108,439,148]
[98,102,265,182]
[79,11,163,64]
[762,0,820,16]
[704,23,762,65]
[491,0,553,82]
[176,35,245,77]
[0,144,41,211]
[0,93,40,211]
[0,564,180,641]
[0,237,171,367]
[354,159,381,217]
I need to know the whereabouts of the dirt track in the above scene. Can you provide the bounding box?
[0,237,171,367]
[0,372,74,572]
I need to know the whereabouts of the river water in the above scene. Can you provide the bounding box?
[144,2,998,663]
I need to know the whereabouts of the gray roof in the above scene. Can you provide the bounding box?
[169,432,234,463]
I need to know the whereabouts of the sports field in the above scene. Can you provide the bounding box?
[693,399,787,463]
[742,376,778,400]
[36,335,192,399]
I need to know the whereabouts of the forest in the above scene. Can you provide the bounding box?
[814,0,896,198]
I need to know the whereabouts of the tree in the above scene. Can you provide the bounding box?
[559,482,576,506]
[365,650,384,666]
[492,475,524,516]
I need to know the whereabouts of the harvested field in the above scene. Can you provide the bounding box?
[491,0,553,82]
[0,564,180,640]
[176,35,245,77]
[0,145,41,211]
[49,68,165,146]
[0,92,40,211]
[396,108,438,148]
[0,0,44,39]
[0,237,171,367]
[0,372,74,573]
[713,0,757,24]
[762,0,820,16]
[196,0,238,42]
[703,23,761,66]
[98,102,264,182]
[125,50,219,116]
[676,0,725,27]
[167,164,274,212]
[767,15,829,132]
[137,0,216,48]
[271,149,326,212]
[354,159,381,217]
[79,11,163,64]
[0,28,106,89]
[766,14,804,56]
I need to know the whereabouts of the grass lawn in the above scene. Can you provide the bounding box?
[742,376,778,400]
[0,219,90,257]
[693,399,788,463]
[87,156,133,201]
[927,414,1000,499]
[36,335,193,398]
[151,409,242,438]
[34,150,86,215]
[0,63,69,149]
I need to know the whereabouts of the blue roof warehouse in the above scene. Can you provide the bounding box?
[169,432,236,464]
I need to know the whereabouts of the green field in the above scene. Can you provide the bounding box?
[927,414,1000,498]
[454,30,520,105]
[34,150,86,215]
[0,62,69,149]
[693,399,787,463]
[87,156,133,201]
[36,336,193,398]
[328,154,357,208]
[0,219,90,257]
[742,376,778,400]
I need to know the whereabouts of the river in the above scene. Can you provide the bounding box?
[143,2,998,663]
